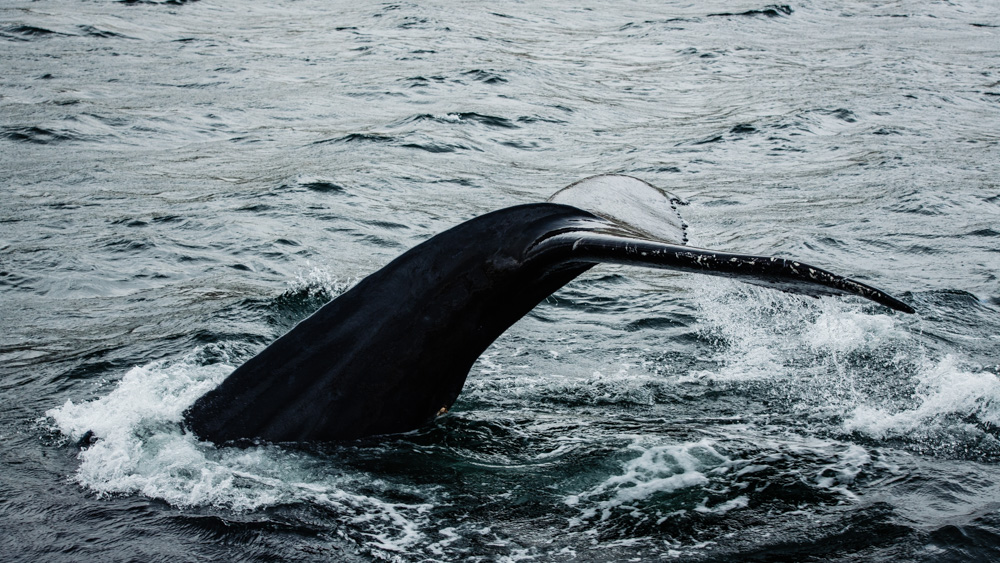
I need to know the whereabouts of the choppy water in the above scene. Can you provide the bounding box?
[2,0,999,560]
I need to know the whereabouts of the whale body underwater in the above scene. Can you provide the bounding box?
[183,175,914,444]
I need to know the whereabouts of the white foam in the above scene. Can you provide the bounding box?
[689,282,1000,453]
[688,280,915,411]
[703,276,899,335]
[845,355,1000,439]
[805,304,897,355]
[466,345,670,407]
[687,281,822,382]
[45,348,435,554]
[312,487,433,554]
[692,281,904,378]
[288,264,358,298]
[44,349,299,508]
[46,350,228,444]
[565,438,729,524]
[694,495,747,514]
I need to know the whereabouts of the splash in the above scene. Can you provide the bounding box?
[690,280,1000,458]
[266,266,360,331]
[45,347,247,506]
[845,355,1000,440]
[288,264,358,300]
[565,438,727,524]
[688,279,902,382]
[45,347,435,556]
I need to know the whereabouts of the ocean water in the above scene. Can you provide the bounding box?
[2,0,999,560]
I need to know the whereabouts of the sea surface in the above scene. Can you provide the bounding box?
[2,0,999,560]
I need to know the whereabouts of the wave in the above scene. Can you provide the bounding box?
[845,355,1000,441]
[690,280,1000,460]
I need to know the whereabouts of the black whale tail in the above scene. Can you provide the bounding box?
[183,175,913,445]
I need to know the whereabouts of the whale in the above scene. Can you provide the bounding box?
[183,175,913,444]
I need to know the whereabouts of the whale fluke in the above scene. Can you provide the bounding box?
[183,175,913,444]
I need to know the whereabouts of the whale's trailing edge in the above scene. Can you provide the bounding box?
[183,175,913,444]
[538,174,913,313]
[527,232,915,313]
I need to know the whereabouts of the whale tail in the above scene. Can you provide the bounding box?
[541,175,913,313]
[183,174,913,445]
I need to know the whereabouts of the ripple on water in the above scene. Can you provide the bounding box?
[4,0,1000,560]
[1,125,86,144]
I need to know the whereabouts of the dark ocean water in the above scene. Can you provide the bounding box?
[2,0,999,560]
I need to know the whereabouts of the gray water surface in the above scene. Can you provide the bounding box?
[2,0,999,561]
